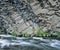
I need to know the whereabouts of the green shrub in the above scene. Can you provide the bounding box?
[22,32,30,37]
[11,30,17,36]
[36,28,51,37]
[56,32,60,37]
[36,28,44,36]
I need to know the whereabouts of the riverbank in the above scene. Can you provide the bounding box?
[0,27,60,40]
[10,31,60,40]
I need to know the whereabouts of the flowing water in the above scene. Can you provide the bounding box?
[0,34,60,50]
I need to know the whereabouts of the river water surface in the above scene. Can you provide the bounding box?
[0,34,60,50]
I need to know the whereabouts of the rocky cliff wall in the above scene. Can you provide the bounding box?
[0,0,60,35]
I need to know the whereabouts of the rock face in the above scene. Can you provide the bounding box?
[0,0,60,35]
[29,0,60,33]
[0,0,37,35]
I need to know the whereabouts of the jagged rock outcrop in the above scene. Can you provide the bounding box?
[0,0,60,35]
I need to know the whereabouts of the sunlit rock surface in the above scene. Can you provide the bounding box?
[0,0,60,35]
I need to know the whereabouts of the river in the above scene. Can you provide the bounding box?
[0,34,60,50]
